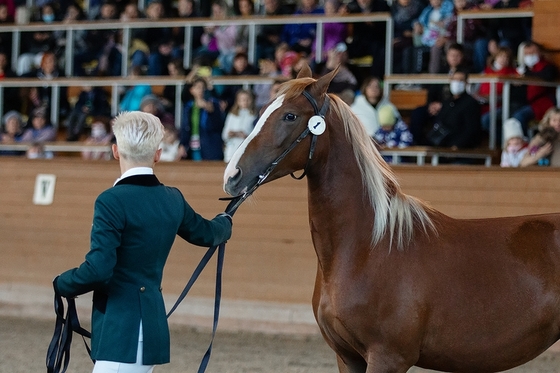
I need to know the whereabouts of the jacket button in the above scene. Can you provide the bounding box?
[159,287,162,292]
[140,287,145,292]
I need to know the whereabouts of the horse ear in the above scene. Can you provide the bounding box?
[296,63,313,79]
[312,64,340,96]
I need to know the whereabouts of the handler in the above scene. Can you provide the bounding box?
[54,111,233,373]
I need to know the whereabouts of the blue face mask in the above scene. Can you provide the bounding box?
[42,13,55,23]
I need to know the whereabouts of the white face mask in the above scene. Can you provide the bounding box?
[449,80,466,96]
[507,143,522,153]
[523,54,539,68]
[493,61,503,71]
[91,127,107,138]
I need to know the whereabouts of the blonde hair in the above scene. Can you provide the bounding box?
[538,107,560,132]
[112,111,164,163]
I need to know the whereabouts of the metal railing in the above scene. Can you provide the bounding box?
[1,13,393,78]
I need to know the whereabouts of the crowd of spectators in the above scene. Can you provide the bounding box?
[1,0,558,167]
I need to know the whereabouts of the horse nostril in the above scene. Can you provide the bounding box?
[229,167,242,184]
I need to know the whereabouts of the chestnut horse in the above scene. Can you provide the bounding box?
[223,65,560,373]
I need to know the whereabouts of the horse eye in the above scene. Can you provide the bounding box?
[284,113,297,122]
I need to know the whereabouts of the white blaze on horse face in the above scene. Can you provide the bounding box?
[223,95,286,189]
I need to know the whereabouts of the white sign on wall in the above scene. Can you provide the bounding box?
[33,174,57,205]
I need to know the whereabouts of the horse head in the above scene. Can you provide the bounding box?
[223,64,339,197]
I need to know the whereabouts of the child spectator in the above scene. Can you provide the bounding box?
[520,107,560,167]
[351,76,400,137]
[65,85,111,141]
[500,118,528,167]
[311,0,346,62]
[316,43,357,95]
[275,42,301,78]
[178,77,225,161]
[391,0,424,74]
[412,0,454,74]
[374,105,414,151]
[222,89,256,163]
[159,123,180,161]
[81,117,113,160]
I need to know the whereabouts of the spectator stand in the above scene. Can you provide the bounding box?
[2,13,393,78]
[456,8,534,45]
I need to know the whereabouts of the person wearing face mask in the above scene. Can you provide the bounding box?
[426,69,482,150]
[82,117,114,160]
[511,41,558,135]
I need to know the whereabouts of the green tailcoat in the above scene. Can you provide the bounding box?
[56,174,232,365]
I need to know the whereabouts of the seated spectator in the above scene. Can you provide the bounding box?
[390,0,424,74]
[0,3,14,64]
[409,43,466,144]
[253,58,282,112]
[311,0,346,63]
[16,3,57,76]
[73,0,121,76]
[221,52,259,110]
[222,89,256,163]
[21,106,57,143]
[255,0,291,61]
[81,117,113,160]
[281,0,324,56]
[53,2,88,70]
[520,107,560,167]
[178,77,225,161]
[412,0,454,74]
[512,41,558,134]
[195,1,238,74]
[316,43,358,95]
[159,123,180,161]
[21,52,70,124]
[351,76,400,137]
[0,50,21,113]
[474,46,516,137]
[0,110,25,156]
[500,117,528,167]
[171,0,203,60]
[346,0,391,79]
[374,105,414,155]
[139,94,174,128]
[65,85,111,141]
[445,0,488,73]
[274,42,301,78]
[485,0,527,54]
[119,66,152,112]
[234,0,255,55]
[130,0,173,76]
[425,69,482,149]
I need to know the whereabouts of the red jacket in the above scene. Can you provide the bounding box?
[523,59,557,120]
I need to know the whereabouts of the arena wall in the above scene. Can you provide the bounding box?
[2,158,560,334]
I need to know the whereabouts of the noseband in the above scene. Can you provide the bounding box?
[224,90,330,214]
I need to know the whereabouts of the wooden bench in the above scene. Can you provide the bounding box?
[380,146,499,167]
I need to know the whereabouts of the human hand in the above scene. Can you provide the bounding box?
[536,143,553,158]
[428,102,442,116]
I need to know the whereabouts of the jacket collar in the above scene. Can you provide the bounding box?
[115,174,161,187]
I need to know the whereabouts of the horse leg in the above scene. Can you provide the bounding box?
[336,355,367,373]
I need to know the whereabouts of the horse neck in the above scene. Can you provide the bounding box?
[305,130,376,275]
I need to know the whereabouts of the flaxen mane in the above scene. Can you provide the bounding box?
[277,80,436,250]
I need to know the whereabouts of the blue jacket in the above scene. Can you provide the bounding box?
[180,99,225,160]
[55,174,232,365]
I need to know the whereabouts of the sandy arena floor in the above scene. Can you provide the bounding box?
[1,315,560,373]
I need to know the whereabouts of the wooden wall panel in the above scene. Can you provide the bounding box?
[3,159,560,330]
